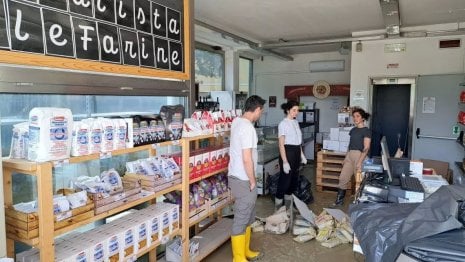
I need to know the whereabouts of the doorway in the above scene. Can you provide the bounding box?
[370,78,416,158]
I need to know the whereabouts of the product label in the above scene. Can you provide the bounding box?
[93,243,104,261]
[125,229,134,246]
[139,223,147,239]
[77,129,89,145]
[172,209,178,221]
[108,235,119,254]
[162,213,169,227]
[76,251,87,262]
[104,126,114,141]
[91,129,102,144]
[151,217,159,232]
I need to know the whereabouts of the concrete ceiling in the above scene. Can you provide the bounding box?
[194,0,465,57]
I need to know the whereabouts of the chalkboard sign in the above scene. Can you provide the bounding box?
[73,17,99,60]
[0,0,8,48]
[40,0,67,11]
[95,0,115,23]
[98,22,121,63]
[9,1,44,53]
[69,0,93,17]
[138,32,155,67]
[167,8,181,41]
[151,3,166,38]
[43,9,74,57]
[120,29,139,66]
[135,0,151,34]
[154,37,169,69]
[169,41,183,71]
[116,0,134,29]
[0,0,185,74]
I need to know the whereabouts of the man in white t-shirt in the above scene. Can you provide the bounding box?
[228,95,265,262]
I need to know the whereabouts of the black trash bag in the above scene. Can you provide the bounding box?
[293,175,314,204]
[267,173,280,197]
[459,200,465,226]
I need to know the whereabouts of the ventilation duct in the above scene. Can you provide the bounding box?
[379,0,401,36]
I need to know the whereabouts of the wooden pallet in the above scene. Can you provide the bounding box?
[316,150,355,194]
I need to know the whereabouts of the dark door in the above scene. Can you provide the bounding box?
[371,84,411,158]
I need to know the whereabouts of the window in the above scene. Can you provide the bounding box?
[195,47,224,92]
[239,57,252,93]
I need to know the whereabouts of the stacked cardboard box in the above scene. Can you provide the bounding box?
[16,203,179,262]
[322,127,353,153]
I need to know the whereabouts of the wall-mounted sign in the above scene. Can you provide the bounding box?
[384,43,406,53]
[0,0,184,72]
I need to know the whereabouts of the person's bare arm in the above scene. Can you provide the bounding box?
[242,148,256,191]
[279,135,288,163]
[357,137,371,171]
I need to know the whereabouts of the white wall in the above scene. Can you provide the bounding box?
[350,35,465,109]
[253,52,351,126]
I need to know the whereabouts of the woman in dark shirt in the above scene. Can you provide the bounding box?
[332,107,371,206]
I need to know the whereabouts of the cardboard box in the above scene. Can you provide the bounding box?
[339,141,349,153]
[203,152,210,174]
[323,140,340,151]
[223,147,230,168]
[209,149,217,172]
[338,129,351,142]
[216,148,224,170]
[194,152,204,177]
[330,128,340,141]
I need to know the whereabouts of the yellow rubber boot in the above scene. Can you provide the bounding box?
[245,226,261,260]
[231,234,248,262]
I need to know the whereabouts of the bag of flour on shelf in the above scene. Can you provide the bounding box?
[28,108,73,162]
[71,121,90,156]
[160,105,185,140]
[113,118,127,150]
[99,118,115,152]
[84,118,103,154]
[10,122,29,159]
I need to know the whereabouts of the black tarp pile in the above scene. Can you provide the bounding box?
[349,185,465,262]
[268,174,314,204]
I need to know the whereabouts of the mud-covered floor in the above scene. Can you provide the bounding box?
[203,163,361,262]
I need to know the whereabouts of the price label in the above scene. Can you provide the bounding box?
[100,152,112,159]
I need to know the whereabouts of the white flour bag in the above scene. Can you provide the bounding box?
[71,121,90,156]
[99,118,115,152]
[28,108,73,162]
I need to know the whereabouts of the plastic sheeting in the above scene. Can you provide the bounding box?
[349,185,465,262]
[404,228,465,261]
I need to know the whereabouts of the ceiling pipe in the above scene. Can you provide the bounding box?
[261,35,386,49]
[195,20,294,61]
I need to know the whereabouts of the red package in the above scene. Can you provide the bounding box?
[461,91,465,103]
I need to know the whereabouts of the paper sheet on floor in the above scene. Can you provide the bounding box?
[323,208,349,223]
[293,194,316,225]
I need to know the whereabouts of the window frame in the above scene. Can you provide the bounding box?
[239,56,253,94]
[194,42,226,92]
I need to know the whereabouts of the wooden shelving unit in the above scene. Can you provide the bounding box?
[3,139,189,261]
[189,167,228,184]
[316,150,354,195]
[3,132,234,261]
[183,132,233,260]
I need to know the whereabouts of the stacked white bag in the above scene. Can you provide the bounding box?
[28,108,73,162]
